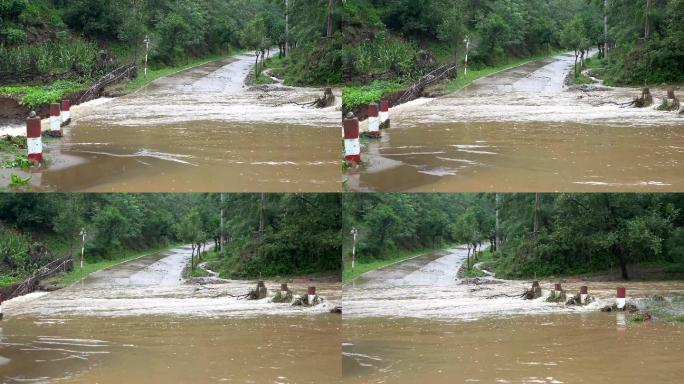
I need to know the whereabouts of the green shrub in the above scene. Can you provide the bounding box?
[0,230,30,275]
[0,27,27,45]
[342,80,403,109]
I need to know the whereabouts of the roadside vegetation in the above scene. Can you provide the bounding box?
[342,0,684,110]
[343,194,684,282]
[0,193,341,292]
[0,0,342,111]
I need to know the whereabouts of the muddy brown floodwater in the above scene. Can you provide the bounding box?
[342,246,684,383]
[0,245,342,383]
[345,53,684,192]
[1,51,341,192]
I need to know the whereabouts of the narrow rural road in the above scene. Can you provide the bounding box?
[343,246,684,384]
[3,50,340,192]
[0,246,342,383]
[5,245,339,318]
[346,53,684,192]
[343,245,684,320]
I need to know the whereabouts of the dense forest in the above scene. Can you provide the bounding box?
[342,0,684,108]
[0,193,341,287]
[0,0,342,87]
[343,193,684,280]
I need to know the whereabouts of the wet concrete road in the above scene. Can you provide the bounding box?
[0,246,342,383]
[345,53,684,192]
[342,247,684,383]
[3,51,340,192]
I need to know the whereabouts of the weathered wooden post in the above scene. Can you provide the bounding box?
[379,100,390,129]
[49,103,62,137]
[367,103,380,138]
[616,287,626,309]
[26,112,43,165]
[60,99,71,126]
[343,117,361,165]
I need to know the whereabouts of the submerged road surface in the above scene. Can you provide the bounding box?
[342,247,684,383]
[1,246,342,383]
[4,51,340,192]
[345,53,684,192]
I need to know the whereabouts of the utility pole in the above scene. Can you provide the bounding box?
[285,0,289,57]
[495,193,501,251]
[220,193,224,256]
[351,227,358,272]
[143,35,150,78]
[79,228,87,275]
[604,0,609,57]
[463,36,471,79]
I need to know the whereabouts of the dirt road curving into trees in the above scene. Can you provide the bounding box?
[345,53,684,192]
[2,50,341,192]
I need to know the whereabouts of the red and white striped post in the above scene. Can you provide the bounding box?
[281,283,289,296]
[367,103,380,138]
[49,103,62,136]
[379,100,390,129]
[616,287,626,309]
[308,286,317,305]
[580,286,588,304]
[26,113,43,164]
[60,99,71,126]
[554,283,562,297]
[343,117,361,165]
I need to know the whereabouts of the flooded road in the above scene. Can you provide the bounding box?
[1,245,342,383]
[3,51,340,192]
[345,53,684,192]
[342,246,684,382]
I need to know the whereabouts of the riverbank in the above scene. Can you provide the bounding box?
[343,242,459,282]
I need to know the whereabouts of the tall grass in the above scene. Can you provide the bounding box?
[0,40,99,83]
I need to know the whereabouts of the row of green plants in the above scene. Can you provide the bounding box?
[0,80,84,108]
[342,79,403,110]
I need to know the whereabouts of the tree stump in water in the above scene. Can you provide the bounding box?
[292,293,322,307]
[313,88,335,108]
[633,87,654,108]
[523,281,543,300]
[247,281,268,300]
[600,302,639,313]
[566,293,594,306]
[657,89,680,111]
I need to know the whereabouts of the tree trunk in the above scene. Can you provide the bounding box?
[644,0,652,40]
[466,246,471,270]
[533,193,540,234]
[327,0,334,37]
[258,193,266,239]
[254,52,259,79]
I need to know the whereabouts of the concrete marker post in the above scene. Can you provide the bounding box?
[554,283,562,297]
[281,283,289,297]
[343,118,361,165]
[60,99,71,126]
[379,100,390,129]
[580,286,588,304]
[367,104,380,138]
[26,113,43,165]
[49,103,62,137]
[308,286,316,306]
[616,287,626,309]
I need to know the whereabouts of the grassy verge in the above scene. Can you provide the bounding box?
[343,242,458,282]
[439,50,564,93]
[123,50,246,93]
[0,80,85,109]
[462,248,494,278]
[342,80,404,110]
[57,243,182,286]
[0,274,23,289]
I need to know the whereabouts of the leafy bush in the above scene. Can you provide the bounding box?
[0,27,27,45]
[0,40,99,83]
[350,37,419,79]
[342,80,403,109]
[0,230,30,276]
[0,80,84,108]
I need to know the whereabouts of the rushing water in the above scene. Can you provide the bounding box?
[0,246,342,383]
[342,247,684,382]
[1,51,340,192]
[345,53,684,192]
